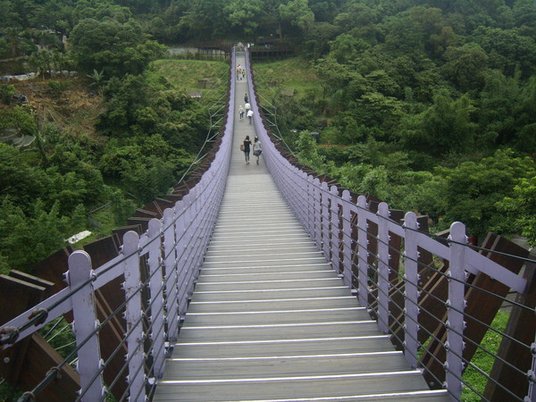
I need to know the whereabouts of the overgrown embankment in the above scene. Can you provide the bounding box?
[253,57,535,245]
[0,59,228,274]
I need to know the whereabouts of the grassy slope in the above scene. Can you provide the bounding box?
[253,57,321,103]
[83,59,229,245]
[9,77,104,140]
[147,59,229,103]
[4,60,229,249]
[461,310,510,401]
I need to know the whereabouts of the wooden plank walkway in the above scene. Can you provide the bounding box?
[153,52,450,401]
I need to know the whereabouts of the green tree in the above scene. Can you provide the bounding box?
[495,176,536,246]
[70,17,165,77]
[512,0,536,37]
[401,90,477,156]
[0,199,66,270]
[224,0,264,37]
[98,74,152,135]
[0,84,16,105]
[175,0,229,40]
[279,0,315,38]
[437,149,536,237]
[477,70,519,147]
[472,26,536,78]
[442,43,489,91]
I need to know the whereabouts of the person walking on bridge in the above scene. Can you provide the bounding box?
[253,137,262,165]
[243,135,252,164]
[247,109,254,124]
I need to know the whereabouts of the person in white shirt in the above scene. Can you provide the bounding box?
[252,137,262,164]
[247,109,254,124]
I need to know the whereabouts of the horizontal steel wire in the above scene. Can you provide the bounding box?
[349,250,529,392]
[307,191,535,266]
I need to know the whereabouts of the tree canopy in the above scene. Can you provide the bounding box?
[251,0,536,244]
[0,0,535,270]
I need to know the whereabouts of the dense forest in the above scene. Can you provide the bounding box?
[247,0,536,245]
[0,0,535,275]
[0,0,228,273]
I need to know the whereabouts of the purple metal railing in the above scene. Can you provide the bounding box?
[245,49,535,402]
[0,50,236,401]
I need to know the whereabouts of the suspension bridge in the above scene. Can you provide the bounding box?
[0,48,534,402]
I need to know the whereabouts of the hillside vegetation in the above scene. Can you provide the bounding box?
[250,0,536,244]
[0,0,534,274]
[1,0,229,273]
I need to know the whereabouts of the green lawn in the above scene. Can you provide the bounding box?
[461,310,510,401]
[147,59,229,103]
[253,57,321,102]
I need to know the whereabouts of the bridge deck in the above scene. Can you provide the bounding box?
[153,53,450,401]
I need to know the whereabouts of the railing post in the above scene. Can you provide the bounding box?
[122,231,145,402]
[69,251,104,402]
[357,196,369,307]
[314,178,322,250]
[527,338,536,402]
[446,221,467,400]
[321,182,330,261]
[174,199,188,319]
[146,219,166,379]
[299,171,308,227]
[182,194,196,307]
[377,202,391,334]
[163,208,179,342]
[307,175,315,239]
[190,187,203,283]
[403,212,419,368]
[330,185,340,275]
[341,190,353,288]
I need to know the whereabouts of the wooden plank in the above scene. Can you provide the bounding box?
[184,309,370,327]
[154,372,434,401]
[484,261,535,401]
[0,275,47,385]
[17,334,79,402]
[30,247,72,296]
[171,337,396,359]
[187,296,360,313]
[165,353,411,379]
[190,286,351,302]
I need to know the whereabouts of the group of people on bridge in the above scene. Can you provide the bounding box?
[238,89,262,164]
[239,93,254,124]
[242,135,262,165]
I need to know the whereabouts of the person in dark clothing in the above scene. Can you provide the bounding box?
[244,93,248,103]
[243,135,252,164]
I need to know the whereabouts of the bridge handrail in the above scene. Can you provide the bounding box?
[244,48,535,402]
[0,49,237,401]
